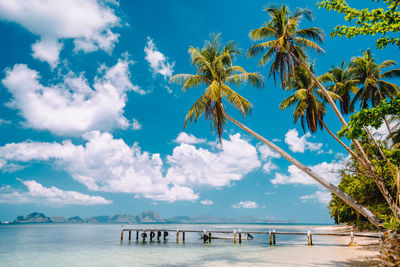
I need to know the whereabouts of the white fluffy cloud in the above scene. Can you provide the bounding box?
[144,37,174,79]
[257,144,281,160]
[0,119,10,125]
[131,119,142,130]
[200,199,214,205]
[2,57,144,136]
[0,0,121,67]
[232,201,258,209]
[0,132,260,202]
[271,160,344,186]
[174,132,206,144]
[257,144,280,174]
[0,179,111,205]
[300,190,331,204]
[166,134,261,187]
[285,129,322,153]
[262,161,279,174]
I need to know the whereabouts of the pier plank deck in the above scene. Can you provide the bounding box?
[120,227,381,245]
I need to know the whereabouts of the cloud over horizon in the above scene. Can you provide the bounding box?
[232,201,258,209]
[0,132,261,202]
[0,179,111,206]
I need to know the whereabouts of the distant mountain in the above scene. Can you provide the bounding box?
[9,211,296,224]
[50,216,68,223]
[14,212,51,223]
[68,216,84,223]
[109,214,137,223]
[137,210,164,222]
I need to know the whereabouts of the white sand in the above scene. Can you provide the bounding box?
[205,225,380,267]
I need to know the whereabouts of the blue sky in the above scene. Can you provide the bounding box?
[0,0,397,223]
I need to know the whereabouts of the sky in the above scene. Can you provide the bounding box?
[0,0,398,223]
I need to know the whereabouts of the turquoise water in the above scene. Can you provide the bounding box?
[0,223,350,266]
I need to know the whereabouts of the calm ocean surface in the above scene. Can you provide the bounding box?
[0,223,340,266]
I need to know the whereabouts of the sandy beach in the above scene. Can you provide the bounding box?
[205,225,381,267]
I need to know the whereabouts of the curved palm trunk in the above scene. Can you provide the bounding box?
[290,52,400,219]
[319,120,368,168]
[222,110,382,228]
[384,117,393,136]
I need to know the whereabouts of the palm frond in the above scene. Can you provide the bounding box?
[226,72,265,88]
[294,37,325,53]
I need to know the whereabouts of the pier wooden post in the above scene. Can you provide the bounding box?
[349,231,357,246]
[208,232,211,243]
[203,230,207,243]
[136,230,139,241]
[272,229,276,245]
[142,230,146,242]
[120,230,124,242]
[307,230,312,246]
[176,230,179,243]
[163,231,167,241]
[183,232,185,242]
[239,229,242,244]
[150,231,153,242]
[234,229,237,244]
[128,230,131,241]
[269,230,272,245]
[157,231,161,241]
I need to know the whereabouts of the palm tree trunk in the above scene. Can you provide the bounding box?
[319,120,368,168]
[290,52,400,218]
[384,116,393,136]
[222,110,383,228]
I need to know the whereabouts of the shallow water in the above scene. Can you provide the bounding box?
[0,223,370,266]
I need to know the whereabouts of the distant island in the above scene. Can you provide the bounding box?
[1,211,297,224]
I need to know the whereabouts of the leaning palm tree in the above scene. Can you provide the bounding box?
[170,34,382,228]
[248,4,399,220]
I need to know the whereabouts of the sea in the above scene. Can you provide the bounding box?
[0,223,354,266]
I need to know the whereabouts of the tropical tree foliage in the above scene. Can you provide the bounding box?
[318,0,400,49]
[329,130,400,229]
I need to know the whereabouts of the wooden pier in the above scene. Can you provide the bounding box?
[119,226,381,246]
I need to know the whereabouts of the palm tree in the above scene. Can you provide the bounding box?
[349,49,400,134]
[280,64,365,164]
[280,64,329,133]
[170,34,382,228]
[247,5,324,88]
[350,49,400,110]
[320,61,359,115]
[248,4,400,220]
[170,33,263,143]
